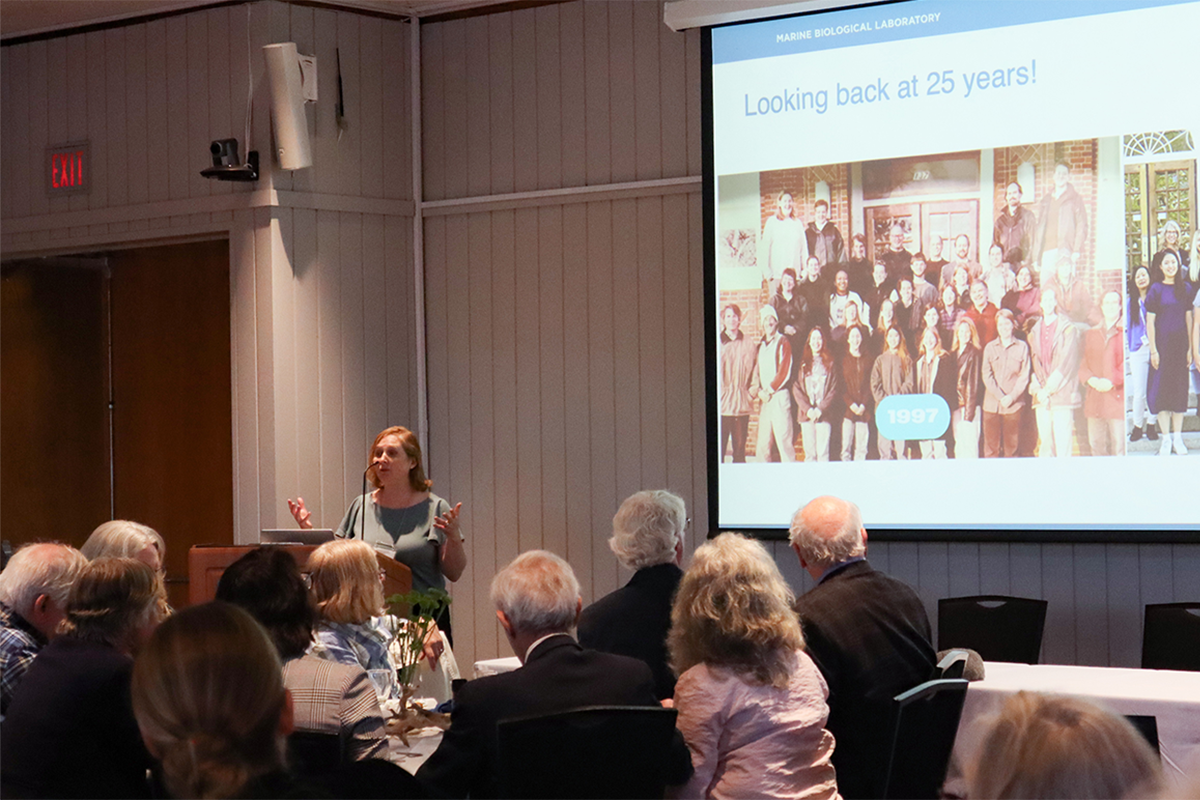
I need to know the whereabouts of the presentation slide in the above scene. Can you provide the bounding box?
[709,0,1200,533]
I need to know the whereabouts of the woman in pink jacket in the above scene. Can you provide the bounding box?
[669,534,838,800]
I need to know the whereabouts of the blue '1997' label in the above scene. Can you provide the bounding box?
[875,394,951,441]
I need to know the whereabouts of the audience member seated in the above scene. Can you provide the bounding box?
[967,692,1162,800]
[1,558,167,799]
[416,550,692,798]
[83,520,171,616]
[0,542,86,714]
[134,606,316,800]
[215,546,389,762]
[578,489,686,700]
[668,533,838,800]
[789,496,936,800]
[307,539,442,703]
[132,602,324,799]
[82,520,166,571]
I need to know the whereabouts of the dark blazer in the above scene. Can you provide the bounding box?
[416,634,689,799]
[916,351,957,441]
[578,562,682,700]
[794,560,936,800]
[0,637,153,799]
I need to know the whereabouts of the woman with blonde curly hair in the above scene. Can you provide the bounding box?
[668,533,838,800]
[967,692,1161,800]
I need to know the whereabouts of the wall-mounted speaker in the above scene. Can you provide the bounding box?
[262,43,313,170]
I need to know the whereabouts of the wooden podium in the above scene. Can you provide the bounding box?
[188,543,412,606]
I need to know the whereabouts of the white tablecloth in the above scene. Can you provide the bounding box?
[951,662,1200,790]
[473,656,521,678]
[388,728,443,774]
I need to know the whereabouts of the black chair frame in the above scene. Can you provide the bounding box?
[938,594,1047,664]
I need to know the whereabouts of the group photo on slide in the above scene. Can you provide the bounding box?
[717,132,1200,463]
[1122,133,1200,457]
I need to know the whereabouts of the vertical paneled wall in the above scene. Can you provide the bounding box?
[420,0,1198,672]
[421,1,706,671]
[265,206,420,534]
[423,193,707,674]
[1,2,418,545]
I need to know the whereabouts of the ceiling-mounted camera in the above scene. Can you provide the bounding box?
[200,138,259,182]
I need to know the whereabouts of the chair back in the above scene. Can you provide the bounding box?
[938,595,1047,664]
[935,648,969,679]
[1141,602,1200,671]
[287,731,343,774]
[496,705,678,799]
[882,678,969,800]
[1124,715,1160,759]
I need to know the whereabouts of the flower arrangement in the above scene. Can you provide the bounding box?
[384,587,453,740]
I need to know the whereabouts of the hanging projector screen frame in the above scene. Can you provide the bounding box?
[701,0,1200,543]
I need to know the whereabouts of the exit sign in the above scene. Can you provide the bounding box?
[47,142,89,196]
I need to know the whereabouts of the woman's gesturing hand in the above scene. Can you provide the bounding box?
[435,503,467,582]
[287,497,313,530]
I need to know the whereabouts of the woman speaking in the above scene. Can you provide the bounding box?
[288,426,466,638]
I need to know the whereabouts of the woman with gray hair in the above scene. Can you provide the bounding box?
[579,490,686,699]
[83,519,166,573]
[84,520,171,616]
[668,533,838,800]
[1,558,167,798]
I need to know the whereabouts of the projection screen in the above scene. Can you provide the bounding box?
[705,0,1200,539]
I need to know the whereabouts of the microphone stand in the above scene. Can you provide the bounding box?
[354,463,376,539]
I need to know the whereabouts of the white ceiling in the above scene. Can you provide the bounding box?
[0,0,514,40]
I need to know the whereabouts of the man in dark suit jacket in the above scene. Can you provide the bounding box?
[790,496,936,800]
[578,490,686,700]
[417,550,692,799]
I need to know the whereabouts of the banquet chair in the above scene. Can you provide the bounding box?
[1141,602,1200,671]
[496,705,678,799]
[938,595,1047,664]
[934,648,986,681]
[1124,715,1160,758]
[882,678,969,800]
[287,731,344,773]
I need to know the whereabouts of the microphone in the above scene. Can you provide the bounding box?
[354,462,377,540]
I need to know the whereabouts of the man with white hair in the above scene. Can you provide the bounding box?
[0,542,87,714]
[790,496,935,800]
[579,490,686,699]
[417,550,691,798]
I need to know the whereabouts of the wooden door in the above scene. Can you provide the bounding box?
[109,241,233,607]
[923,201,980,262]
[867,203,921,262]
[867,201,980,264]
[1,260,111,543]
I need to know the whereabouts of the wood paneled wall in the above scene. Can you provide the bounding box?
[422,193,707,669]
[420,1,706,670]
[420,1,1198,672]
[421,1,703,200]
[1,2,419,548]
